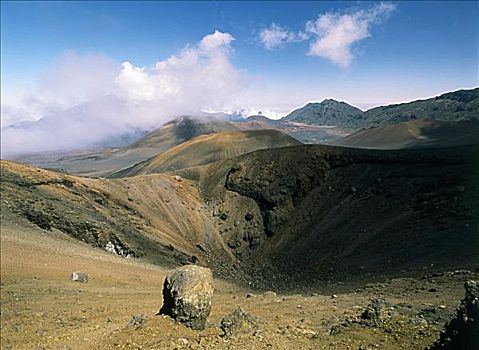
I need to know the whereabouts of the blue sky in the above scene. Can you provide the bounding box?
[1,1,478,124]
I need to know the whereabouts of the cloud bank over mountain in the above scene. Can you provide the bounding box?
[1,31,246,156]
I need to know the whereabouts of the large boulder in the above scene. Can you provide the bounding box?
[159,265,213,330]
[427,280,479,349]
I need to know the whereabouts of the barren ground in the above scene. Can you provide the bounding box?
[1,217,476,350]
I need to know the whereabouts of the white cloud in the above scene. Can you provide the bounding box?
[1,31,245,156]
[306,2,396,67]
[259,23,307,50]
[258,3,396,67]
[199,30,235,52]
[1,51,119,127]
[115,30,240,108]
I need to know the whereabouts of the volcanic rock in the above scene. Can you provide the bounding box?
[427,280,479,349]
[159,265,214,330]
[220,307,259,337]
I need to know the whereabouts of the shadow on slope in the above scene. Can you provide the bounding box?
[181,144,479,291]
[334,119,479,150]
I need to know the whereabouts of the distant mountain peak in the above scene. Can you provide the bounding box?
[284,99,363,126]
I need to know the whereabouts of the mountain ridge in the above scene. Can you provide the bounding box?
[282,87,479,129]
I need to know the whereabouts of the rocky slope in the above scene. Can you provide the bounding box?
[364,88,479,127]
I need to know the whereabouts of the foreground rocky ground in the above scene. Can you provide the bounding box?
[1,219,477,350]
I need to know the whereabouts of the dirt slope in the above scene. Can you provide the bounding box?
[0,160,234,270]
[334,119,479,149]
[111,129,301,177]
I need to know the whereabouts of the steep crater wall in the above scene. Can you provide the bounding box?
[210,145,479,289]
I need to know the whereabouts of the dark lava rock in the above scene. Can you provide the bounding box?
[159,265,214,330]
[220,307,259,337]
[244,213,254,221]
[427,280,479,349]
[228,240,241,249]
[329,324,343,336]
[71,272,88,283]
[361,298,388,326]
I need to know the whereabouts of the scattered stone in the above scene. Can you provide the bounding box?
[177,337,189,346]
[173,175,183,182]
[220,307,260,337]
[246,293,256,299]
[264,291,277,298]
[329,324,343,336]
[411,315,428,326]
[228,241,241,249]
[360,298,388,326]
[331,294,338,299]
[245,213,254,221]
[427,280,479,349]
[159,265,214,330]
[71,272,88,283]
[127,314,147,329]
[220,213,228,220]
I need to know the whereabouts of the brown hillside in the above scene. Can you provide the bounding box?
[111,129,301,177]
[334,119,479,149]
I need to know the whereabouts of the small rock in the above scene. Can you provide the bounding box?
[411,316,428,326]
[220,308,259,337]
[177,337,188,345]
[329,324,342,336]
[360,298,388,326]
[264,291,277,298]
[127,314,147,329]
[245,213,254,221]
[71,272,88,283]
